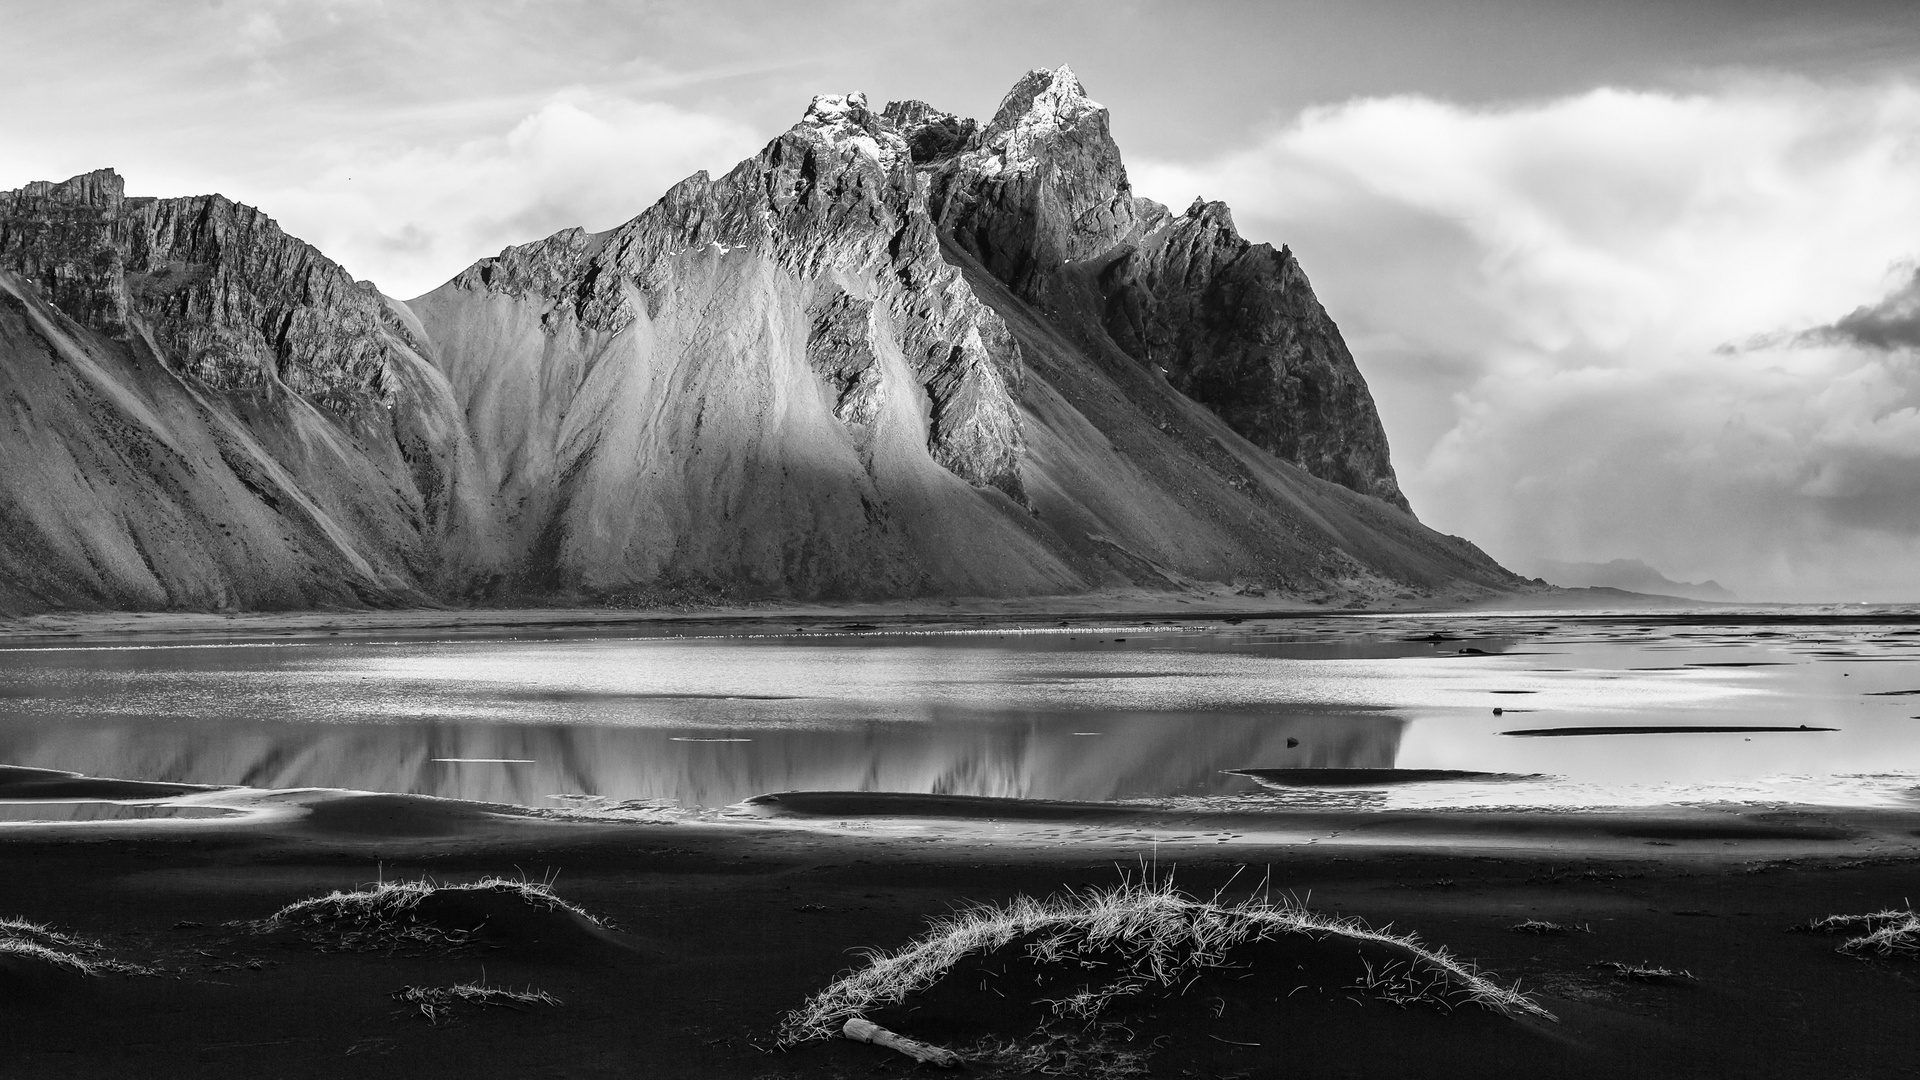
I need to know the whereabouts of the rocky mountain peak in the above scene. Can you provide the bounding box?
[800,91,906,166]
[879,100,978,165]
[802,90,874,131]
[1182,197,1237,233]
[915,67,1135,306]
[979,65,1108,171]
[12,167,125,208]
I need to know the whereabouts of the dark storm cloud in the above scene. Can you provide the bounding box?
[1807,269,1920,351]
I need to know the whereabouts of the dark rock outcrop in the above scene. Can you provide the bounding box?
[0,170,402,409]
[1099,198,1406,509]
[898,67,1405,509]
[0,67,1522,614]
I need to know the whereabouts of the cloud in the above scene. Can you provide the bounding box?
[255,90,765,298]
[1134,77,1920,600]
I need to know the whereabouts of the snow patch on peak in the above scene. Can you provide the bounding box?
[805,92,871,126]
[800,91,906,165]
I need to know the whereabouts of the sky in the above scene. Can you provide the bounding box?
[6,0,1920,601]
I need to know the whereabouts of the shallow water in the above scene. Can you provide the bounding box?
[1,615,1918,811]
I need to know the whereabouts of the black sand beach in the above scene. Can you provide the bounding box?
[1,782,1918,1078]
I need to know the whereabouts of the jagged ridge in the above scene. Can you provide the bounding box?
[0,170,404,408]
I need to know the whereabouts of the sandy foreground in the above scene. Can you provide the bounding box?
[4,605,1920,1079]
[0,779,1917,1079]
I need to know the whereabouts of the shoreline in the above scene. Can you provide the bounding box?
[5,593,1918,650]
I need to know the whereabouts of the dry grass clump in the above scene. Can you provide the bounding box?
[259,875,602,953]
[0,917,101,955]
[776,873,1550,1048]
[1799,909,1920,959]
[1592,961,1692,982]
[0,935,100,974]
[1509,920,1590,935]
[392,981,561,1024]
[0,916,148,976]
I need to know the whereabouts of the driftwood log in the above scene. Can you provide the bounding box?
[841,1017,960,1067]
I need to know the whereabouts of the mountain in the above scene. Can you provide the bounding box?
[1527,559,1734,602]
[0,66,1525,615]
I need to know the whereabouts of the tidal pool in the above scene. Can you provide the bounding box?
[1,614,1918,811]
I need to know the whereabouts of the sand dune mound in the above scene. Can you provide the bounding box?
[259,877,631,962]
[781,876,1552,1076]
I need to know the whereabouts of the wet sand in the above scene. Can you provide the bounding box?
[2,785,1919,1079]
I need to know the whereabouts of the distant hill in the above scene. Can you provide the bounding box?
[1528,559,1733,602]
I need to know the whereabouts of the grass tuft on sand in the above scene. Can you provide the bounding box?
[0,917,102,955]
[0,935,101,975]
[259,875,602,952]
[0,916,149,976]
[1509,919,1590,935]
[776,872,1550,1048]
[1592,961,1692,982]
[392,981,562,1024]
[1799,909,1920,959]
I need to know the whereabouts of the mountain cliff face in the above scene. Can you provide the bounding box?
[0,67,1522,614]
[0,169,402,404]
[0,171,496,612]
[908,68,1404,508]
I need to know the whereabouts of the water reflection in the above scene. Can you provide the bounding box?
[0,707,1401,808]
[1,617,1919,809]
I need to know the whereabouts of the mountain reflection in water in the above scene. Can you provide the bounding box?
[0,708,1400,807]
[3,617,1920,810]
[0,630,1418,806]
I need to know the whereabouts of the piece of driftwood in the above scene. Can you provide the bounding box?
[841,1017,960,1067]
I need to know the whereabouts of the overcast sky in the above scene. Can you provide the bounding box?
[7,0,1920,601]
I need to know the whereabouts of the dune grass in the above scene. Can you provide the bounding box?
[392,981,562,1024]
[0,916,147,975]
[0,916,100,955]
[0,935,101,974]
[776,872,1550,1047]
[1800,909,1920,959]
[259,875,602,952]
